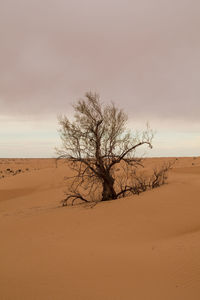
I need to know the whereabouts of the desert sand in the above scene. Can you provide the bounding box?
[0,157,200,300]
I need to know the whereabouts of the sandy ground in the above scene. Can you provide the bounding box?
[0,157,200,300]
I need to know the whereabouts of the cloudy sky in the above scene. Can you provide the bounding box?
[0,0,200,157]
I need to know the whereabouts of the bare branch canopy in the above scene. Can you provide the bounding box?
[56,92,167,206]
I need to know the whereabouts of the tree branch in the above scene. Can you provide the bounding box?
[108,141,152,170]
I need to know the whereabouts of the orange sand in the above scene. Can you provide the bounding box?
[0,157,200,300]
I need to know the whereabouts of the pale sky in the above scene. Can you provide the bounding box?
[0,0,200,157]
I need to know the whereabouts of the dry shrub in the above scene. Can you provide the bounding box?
[62,160,174,206]
[115,160,174,199]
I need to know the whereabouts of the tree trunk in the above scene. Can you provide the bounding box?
[102,176,117,201]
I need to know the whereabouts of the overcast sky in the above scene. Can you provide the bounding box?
[0,0,200,157]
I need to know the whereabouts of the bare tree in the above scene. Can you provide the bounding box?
[57,92,155,205]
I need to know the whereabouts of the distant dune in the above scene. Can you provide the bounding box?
[0,157,200,300]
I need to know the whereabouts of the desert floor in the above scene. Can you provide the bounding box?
[0,157,200,300]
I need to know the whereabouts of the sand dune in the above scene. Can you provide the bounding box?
[0,157,200,299]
